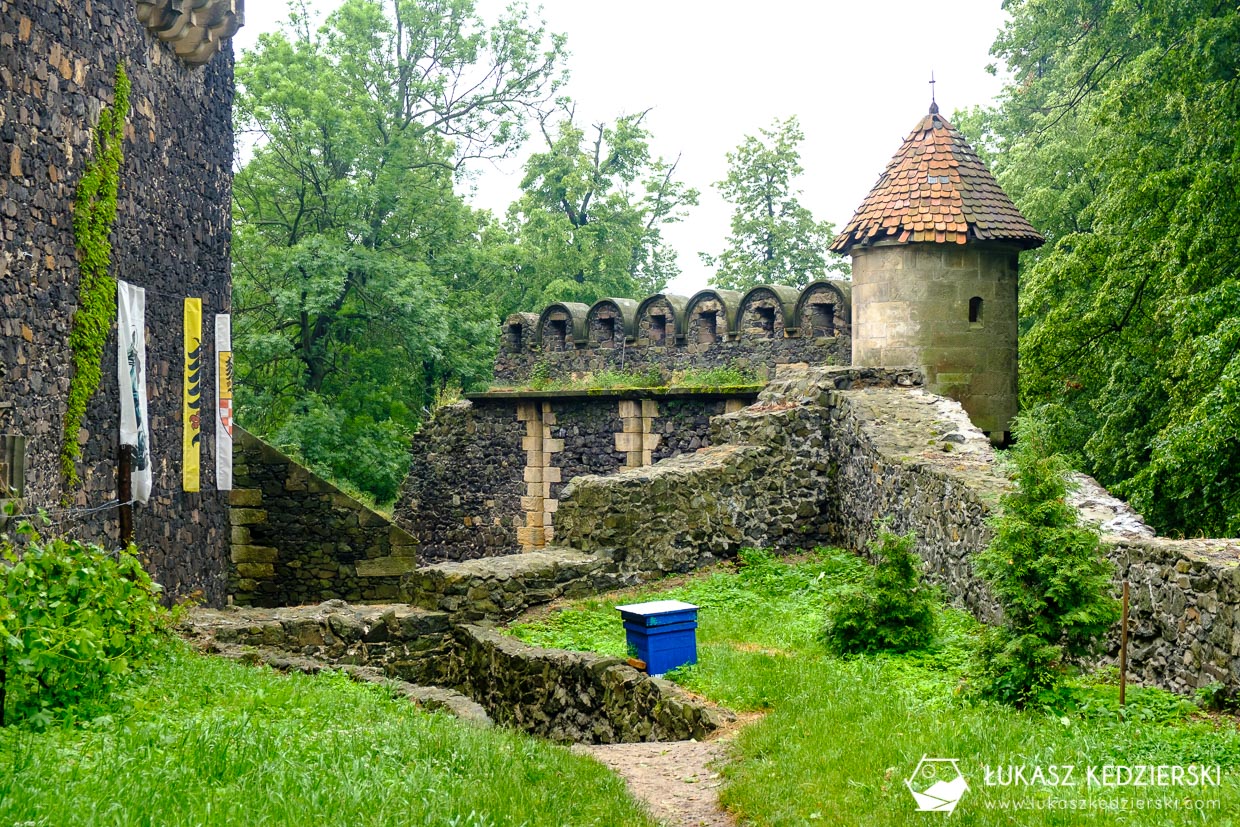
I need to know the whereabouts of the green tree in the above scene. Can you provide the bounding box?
[972,416,1119,707]
[503,106,698,310]
[232,0,566,501]
[962,1,1240,536]
[701,116,847,291]
[823,524,937,655]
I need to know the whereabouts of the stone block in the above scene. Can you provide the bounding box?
[544,466,562,483]
[235,562,275,579]
[543,438,565,453]
[618,400,640,419]
[516,402,538,421]
[522,435,542,451]
[615,432,643,452]
[356,556,419,577]
[229,508,268,526]
[523,465,543,483]
[641,400,659,418]
[231,545,278,564]
[230,525,251,544]
[521,495,543,511]
[228,488,262,507]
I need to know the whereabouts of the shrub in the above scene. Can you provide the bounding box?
[824,525,936,654]
[970,415,1120,707]
[0,520,170,726]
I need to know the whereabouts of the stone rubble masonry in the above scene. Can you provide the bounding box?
[405,547,630,623]
[553,365,1240,695]
[395,390,755,562]
[1,0,235,603]
[493,281,853,386]
[229,427,418,607]
[186,600,727,744]
[440,624,728,744]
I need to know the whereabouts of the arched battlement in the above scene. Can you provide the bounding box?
[685,289,742,345]
[796,280,851,338]
[635,294,689,346]
[586,298,639,349]
[738,285,799,339]
[536,303,591,353]
[503,312,539,354]
[493,284,851,384]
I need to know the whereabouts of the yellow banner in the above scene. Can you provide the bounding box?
[183,298,202,492]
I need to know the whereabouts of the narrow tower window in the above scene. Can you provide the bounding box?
[507,323,523,352]
[548,318,567,350]
[754,306,776,337]
[969,296,984,324]
[598,316,615,346]
[650,314,667,345]
[809,303,836,337]
[698,311,718,344]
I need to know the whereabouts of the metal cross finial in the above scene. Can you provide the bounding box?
[929,71,939,114]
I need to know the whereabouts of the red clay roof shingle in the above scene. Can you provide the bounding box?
[831,106,1044,254]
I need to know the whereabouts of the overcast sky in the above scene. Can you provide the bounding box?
[232,1,1011,295]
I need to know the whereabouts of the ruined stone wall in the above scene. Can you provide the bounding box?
[229,428,418,608]
[0,0,236,602]
[395,391,752,561]
[441,624,724,744]
[553,367,1240,695]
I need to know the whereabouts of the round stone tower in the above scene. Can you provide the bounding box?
[831,103,1044,443]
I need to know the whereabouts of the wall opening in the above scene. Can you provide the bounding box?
[808,302,836,336]
[548,319,567,350]
[697,311,718,344]
[754,306,776,337]
[599,316,615,346]
[651,314,667,345]
[507,323,523,353]
[969,296,984,324]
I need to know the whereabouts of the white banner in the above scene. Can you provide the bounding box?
[117,280,152,504]
[215,313,233,490]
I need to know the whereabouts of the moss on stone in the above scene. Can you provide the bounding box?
[62,62,129,492]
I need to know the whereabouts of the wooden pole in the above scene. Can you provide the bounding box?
[118,443,133,546]
[1119,580,1130,706]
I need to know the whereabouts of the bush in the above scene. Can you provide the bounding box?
[823,525,936,654]
[0,520,170,726]
[970,415,1120,707]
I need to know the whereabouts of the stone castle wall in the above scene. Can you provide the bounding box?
[851,242,1019,437]
[394,390,753,561]
[229,428,418,608]
[552,367,1240,695]
[0,0,238,602]
[493,281,852,385]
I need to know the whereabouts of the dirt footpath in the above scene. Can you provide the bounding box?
[574,716,759,827]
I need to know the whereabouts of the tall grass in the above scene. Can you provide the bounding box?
[0,642,655,827]
[509,549,1240,826]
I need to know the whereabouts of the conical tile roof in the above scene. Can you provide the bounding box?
[831,105,1044,254]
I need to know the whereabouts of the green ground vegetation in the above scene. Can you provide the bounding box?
[509,548,1240,826]
[0,641,654,827]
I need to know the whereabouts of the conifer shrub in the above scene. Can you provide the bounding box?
[824,524,937,653]
[971,415,1120,707]
[0,518,170,726]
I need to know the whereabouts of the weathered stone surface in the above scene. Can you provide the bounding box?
[406,547,628,623]
[395,392,749,561]
[441,625,728,744]
[1,0,236,604]
[228,429,419,607]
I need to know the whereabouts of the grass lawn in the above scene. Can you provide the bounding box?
[509,548,1240,826]
[0,642,656,827]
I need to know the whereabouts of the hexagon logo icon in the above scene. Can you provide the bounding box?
[905,756,968,815]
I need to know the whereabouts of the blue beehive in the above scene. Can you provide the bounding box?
[616,600,699,677]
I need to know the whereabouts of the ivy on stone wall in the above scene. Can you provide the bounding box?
[62,63,129,491]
